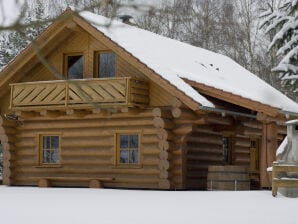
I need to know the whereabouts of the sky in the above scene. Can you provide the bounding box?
[0,0,165,27]
[0,0,25,26]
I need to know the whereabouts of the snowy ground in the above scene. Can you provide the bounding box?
[0,186,297,224]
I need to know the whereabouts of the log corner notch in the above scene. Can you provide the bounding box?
[257,112,278,188]
[169,97,200,189]
[0,115,16,186]
[152,107,174,189]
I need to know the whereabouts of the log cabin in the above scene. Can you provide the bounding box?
[0,8,298,190]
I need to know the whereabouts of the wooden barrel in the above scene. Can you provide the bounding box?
[207,165,250,191]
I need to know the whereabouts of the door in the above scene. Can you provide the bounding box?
[250,139,260,189]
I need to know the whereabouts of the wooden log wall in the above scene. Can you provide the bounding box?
[15,29,171,109]
[184,116,287,190]
[233,135,251,166]
[185,125,223,189]
[9,110,168,189]
[170,98,197,189]
[0,116,17,185]
[152,107,174,189]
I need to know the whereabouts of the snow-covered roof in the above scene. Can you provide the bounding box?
[286,119,298,125]
[80,11,298,114]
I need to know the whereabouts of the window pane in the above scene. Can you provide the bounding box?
[99,52,115,78]
[43,136,50,149]
[51,150,59,163]
[43,150,51,163]
[120,150,129,164]
[130,135,138,148]
[51,136,59,149]
[223,137,229,162]
[68,55,83,79]
[130,150,138,164]
[120,135,129,148]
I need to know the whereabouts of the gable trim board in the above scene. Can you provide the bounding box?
[0,11,76,92]
[184,79,280,118]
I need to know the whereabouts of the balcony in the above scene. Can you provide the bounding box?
[10,77,149,112]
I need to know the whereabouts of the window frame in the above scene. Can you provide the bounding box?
[64,53,84,80]
[249,138,259,172]
[114,131,141,168]
[222,135,233,165]
[39,134,61,166]
[94,51,116,78]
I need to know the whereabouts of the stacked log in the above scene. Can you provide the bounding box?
[152,108,173,189]
[170,98,198,189]
[233,135,250,165]
[0,115,17,185]
[11,109,164,189]
[185,125,223,189]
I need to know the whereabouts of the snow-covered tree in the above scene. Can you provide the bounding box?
[260,0,298,99]
[0,2,48,70]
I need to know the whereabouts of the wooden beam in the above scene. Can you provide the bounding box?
[120,107,140,114]
[260,122,278,188]
[257,112,285,124]
[152,108,172,118]
[170,97,183,108]
[14,111,39,119]
[66,109,89,117]
[40,110,62,118]
[171,108,197,119]
[185,79,280,117]
[153,117,175,129]
[203,114,234,126]
[92,108,103,114]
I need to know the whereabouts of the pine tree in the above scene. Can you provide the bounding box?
[260,0,298,100]
[0,2,49,70]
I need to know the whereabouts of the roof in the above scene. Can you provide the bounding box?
[285,119,298,125]
[1,9,298,117]
[79,11,298,116]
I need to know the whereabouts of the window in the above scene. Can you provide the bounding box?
[40,135,60,165]
[116,134,139,165]
[250,139,259,171]
[223,136,232,164]
[66,54,84,79]
[96,52,116,78]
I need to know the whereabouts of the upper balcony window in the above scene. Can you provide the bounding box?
[96,52,115,78]
[66,54,84,79]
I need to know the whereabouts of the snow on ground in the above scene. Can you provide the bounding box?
[0,186,297,224]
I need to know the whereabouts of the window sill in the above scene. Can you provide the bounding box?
[34,164,62,168]
[113,164,143,169]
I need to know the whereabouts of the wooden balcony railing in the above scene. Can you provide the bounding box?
[10,77,149,111]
